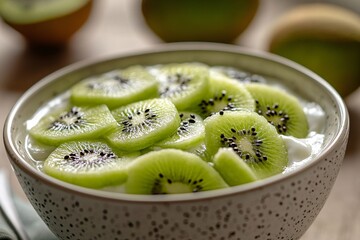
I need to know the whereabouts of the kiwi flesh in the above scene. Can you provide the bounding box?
[44,140,138,188]
[71,65,159,109]
[29,105,117,146]
[246,83,309,138]
[153,63,210,110]
[125,149,228,194]
[204,111,288,179]
[106,98,181,151]
[190,72,255,118]
[213,148,258,186]
[155,112,205,150]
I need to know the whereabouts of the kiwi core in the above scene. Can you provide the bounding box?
[121,108,158,133]
[50,108,84,131]
[164,182,193,194]
[152,173,204,194]
[63,150,116,169]
[160,73,192,97]
[221,127,267,163]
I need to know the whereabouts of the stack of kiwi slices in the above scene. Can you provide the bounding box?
[28,63,310,195]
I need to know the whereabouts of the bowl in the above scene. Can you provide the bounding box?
[3,43,349,240]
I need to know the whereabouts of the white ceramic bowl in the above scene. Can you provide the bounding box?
[4,43,349,240]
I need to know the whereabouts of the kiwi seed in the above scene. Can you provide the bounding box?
[246,83,309,138]
[160,73,192,97]
[256,101,290,134]
[154,112,205,150]
[197,90,237,116]
[121,108,158,133]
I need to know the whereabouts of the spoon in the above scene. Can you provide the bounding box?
[0,170,30,240]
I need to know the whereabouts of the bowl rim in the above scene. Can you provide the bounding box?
[3,42,349,203]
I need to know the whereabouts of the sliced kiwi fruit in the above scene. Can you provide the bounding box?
[106,98,180,151]
[29,105,117,146]
[190,72,255,118]
[153,63,210,110]
[155,112,205,150]
[125,149,228,194]
[71,65,159,109]
[246,83,309,138]
[204,111,288,179]
[44,140,139,188]
[213,148,258,186]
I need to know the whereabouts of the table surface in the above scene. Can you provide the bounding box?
[1,1,359,239]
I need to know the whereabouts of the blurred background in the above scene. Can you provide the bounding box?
[0,0,359,239]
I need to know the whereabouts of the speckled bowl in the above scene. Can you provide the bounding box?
[4,43,349,240]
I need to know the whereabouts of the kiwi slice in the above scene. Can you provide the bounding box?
[213,148,258,186]
[71,65,159,109]
[191,72,255,118]
[29,105,117,146]
[155,112,205,150]
[44,140,138,188]
[204,111,288,179]
[246,83,309,138]
[106,98,180,151]
[153,63,210,110]
[125,149,228,194]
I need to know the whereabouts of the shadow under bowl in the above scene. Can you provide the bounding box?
[3,43,349,240]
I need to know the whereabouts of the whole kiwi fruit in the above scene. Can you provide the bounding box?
[0,0,93,46]
[141,0,259,43]
[268,3,360,97]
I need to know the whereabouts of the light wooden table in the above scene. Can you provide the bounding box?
[1,1,359,239]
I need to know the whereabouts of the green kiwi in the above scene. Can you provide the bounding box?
[43,140,139,188]
[213,148,258,186]
[153,63,210,110]
[29,105,117,146]
[246,83,309,138]
[106,98,181,151]
[190,72,255,118]
[204,111,288,179]
[155,112,205,150]
[70,65,159,109]
[125,149,228,194]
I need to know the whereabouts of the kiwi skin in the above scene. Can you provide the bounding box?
[268,3,360,97]
[141,0,259,43]
[3,0,93,46]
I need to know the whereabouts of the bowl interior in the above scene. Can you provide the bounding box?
[4,44,348,200]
